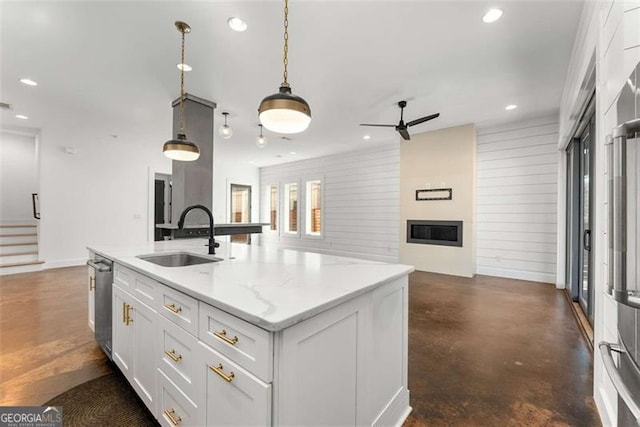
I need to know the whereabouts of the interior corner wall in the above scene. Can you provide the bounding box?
[399,123,476,278]
[259,145,400,263]
[476,116,560,284]
[0,131,38,221]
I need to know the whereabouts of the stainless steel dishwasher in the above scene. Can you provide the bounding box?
[87,256,113,360]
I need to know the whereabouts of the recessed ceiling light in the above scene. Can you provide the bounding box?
[20,78,38,86]
[290,151,297,155]
[505,104,518,110]
[177,63,192,72]
[363,135,371,140]
[227,17,247,32]
[482,8,503,23]
[248,161,255,164]
[15,114,29,120]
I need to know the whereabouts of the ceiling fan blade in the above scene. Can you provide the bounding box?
[398,128,411,140]
[359,124,397,127]
[406,113,440,127]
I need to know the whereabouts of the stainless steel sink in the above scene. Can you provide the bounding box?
[137,252,223,267]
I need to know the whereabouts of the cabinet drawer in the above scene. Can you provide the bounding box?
[114,264,157,306]
[159,285,198,336]
[158,315,201,403]
[198,303,273,382]
[199,342,271,426]
[157,369,204,427]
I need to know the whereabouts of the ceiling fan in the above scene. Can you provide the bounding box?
[360,100,440,141]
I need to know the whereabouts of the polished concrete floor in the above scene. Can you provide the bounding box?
[407,272,600,426]
[0,267,600,426]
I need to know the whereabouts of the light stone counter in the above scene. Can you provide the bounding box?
[88,239,414,331]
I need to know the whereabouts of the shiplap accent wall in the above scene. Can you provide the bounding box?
[259,145,400,263]
[476,116,559,283]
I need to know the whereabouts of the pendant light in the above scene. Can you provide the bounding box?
[218,112,233,139]
[163,21,200,162]
[258,0,311,134]
[256,124,267,148]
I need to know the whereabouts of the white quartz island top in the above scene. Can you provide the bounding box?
[88,240,414,332]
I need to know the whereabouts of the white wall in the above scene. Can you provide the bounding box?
[476,116,559,284]
[399,124,476,278]
[38,123,172,268]
[560,1,640,425]
[0,131,38,222]
[260,145,400,263]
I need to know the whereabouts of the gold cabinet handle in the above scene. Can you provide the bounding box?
[122,302,127,324]
[89,276,95,291]
[125,304,133,325]
[213,329,239,345]
[163,408,182,426]
[209,363,235,382]
[164,349,182,363]
[164,303,182,314]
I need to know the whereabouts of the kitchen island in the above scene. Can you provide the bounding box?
[88,239,414,426]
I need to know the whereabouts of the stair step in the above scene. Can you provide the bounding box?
[0,242,38,247]
[0,233,37,237]
[0,224,36,228]
[0,251,38,257]
[0,260,44,268]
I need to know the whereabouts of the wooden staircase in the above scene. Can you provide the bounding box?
[0,224,44,275]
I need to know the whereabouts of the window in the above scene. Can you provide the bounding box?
[284,183,298,233]
[305,180,322,236]
[269,185,278,231]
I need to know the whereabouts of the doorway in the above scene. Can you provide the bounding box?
[566,95,595,325]
[230,184,251,244]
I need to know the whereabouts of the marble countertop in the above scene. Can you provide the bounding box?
[88,240,414,332]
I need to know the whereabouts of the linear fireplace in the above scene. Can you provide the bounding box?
[406,220,463,247]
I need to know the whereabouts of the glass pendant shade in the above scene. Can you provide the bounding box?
[163,133,200,161]
[256,124,268,148]
[219,124,233,139]
[258,85,311,134]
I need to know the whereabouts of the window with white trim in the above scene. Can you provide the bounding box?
[268,185,278,231]
[284,183,298,234]
[305,180,322,236]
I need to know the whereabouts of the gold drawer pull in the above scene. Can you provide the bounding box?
[165,349,182,363]
[122,302,127,324]
[213,329,239,345]
[165,303,182,314]
[89,276,95,291]
[209,363,235,382]
[163,408,182,426]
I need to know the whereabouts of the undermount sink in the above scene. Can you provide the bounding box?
[137,252,223,267]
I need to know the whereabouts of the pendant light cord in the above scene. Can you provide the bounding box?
[179,27,186,134]
[282,0,289,87]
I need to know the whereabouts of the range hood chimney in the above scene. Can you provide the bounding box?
[171,93,216,226]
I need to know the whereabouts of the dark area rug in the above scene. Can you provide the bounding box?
[44,372,158,427]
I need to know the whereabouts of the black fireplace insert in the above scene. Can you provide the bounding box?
[406,220,463,247]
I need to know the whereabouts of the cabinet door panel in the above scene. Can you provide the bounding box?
[200,342,271,426]
[157,369,203,427]
[131,297,158,415]
[112,286,134,381]
[278,297,364,426]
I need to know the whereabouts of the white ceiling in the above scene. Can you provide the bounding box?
[1,1,583,167]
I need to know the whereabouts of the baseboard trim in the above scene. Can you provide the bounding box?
[477,266,555,284]
[44,258,86,269]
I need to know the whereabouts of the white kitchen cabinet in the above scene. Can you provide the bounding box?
[87,265,95,332]
[112,284,158,415]
[199,341,272,426]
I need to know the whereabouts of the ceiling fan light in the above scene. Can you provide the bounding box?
[163,133,200,161]
[258,86,311,134]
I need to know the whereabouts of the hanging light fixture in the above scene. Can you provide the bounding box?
[256,124,267,148]
[163,21,200,161]
[218,112,233,139]
[258,0,311,134]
